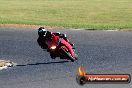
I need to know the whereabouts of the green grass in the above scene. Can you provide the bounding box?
[0,0,132,29]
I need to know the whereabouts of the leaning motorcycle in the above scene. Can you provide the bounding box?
[47,34,77,62]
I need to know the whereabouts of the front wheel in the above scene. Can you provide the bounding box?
[60,48,75,62]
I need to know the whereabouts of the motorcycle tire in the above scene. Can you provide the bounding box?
[60,48,75,62]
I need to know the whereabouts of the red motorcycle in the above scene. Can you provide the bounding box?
[47,33,77,62]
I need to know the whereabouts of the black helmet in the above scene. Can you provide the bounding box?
[38,27,47,37]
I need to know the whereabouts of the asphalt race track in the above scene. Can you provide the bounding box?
[0,27,132,88]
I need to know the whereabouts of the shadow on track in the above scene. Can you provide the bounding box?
[16,60,69,67]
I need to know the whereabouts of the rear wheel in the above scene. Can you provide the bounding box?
[60,48,75,62]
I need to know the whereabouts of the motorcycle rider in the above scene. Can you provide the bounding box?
[37,27,74,59]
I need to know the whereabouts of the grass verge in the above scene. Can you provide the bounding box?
[0,0,132,29]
